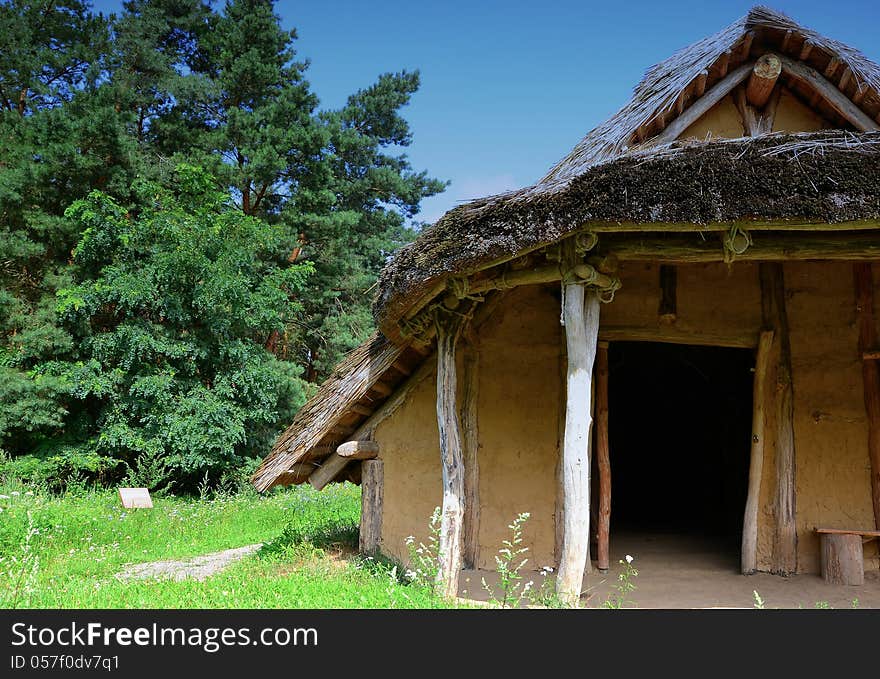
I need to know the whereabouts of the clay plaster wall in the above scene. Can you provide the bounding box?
[374,263,879,574]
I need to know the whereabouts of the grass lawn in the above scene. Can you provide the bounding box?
[0,481,451,609]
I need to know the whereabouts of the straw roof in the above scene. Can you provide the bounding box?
[375,5,880,338]
[253,6,880,492]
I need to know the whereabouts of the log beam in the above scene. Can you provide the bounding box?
[595,342,611,573]
[602,233,880,263]
[598,326,757,349]
[556,282,601,605]
[854,263,880,529]
[308,453,349,491]
[746,53,782,108]
[742,330,775,574]
[359,459,384,555]
[434,309,468,599]
[761,263,798,575]
[777,54,880,132]
[653,62,754,145]
[337,440,380,460]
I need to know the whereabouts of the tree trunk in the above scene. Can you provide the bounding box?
[556,285,601,605]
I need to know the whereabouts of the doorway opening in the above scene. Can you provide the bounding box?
[606,341,754,569]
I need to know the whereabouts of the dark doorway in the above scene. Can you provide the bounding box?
[606,341,753,565]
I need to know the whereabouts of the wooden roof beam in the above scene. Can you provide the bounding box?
[777,53,880,131]
[746,54,782,108]
[652,61,754,145]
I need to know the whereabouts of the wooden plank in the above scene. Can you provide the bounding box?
[595,342,611,573]
[761,263,798,575]
[556,283,601,605]
[854,263,880,530]
[460,340,481,570]
[741,330,775,574]
[816,528,880,537]
[435,310,468,599]
[336,440,379,460]
[653,62,754,145]
[359,459,384,555]
[777,54,880,132]
[598,326,758,349]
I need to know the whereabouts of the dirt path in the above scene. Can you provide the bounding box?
[117,544,262,582]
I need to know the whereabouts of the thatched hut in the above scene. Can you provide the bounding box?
[253,6,880,602]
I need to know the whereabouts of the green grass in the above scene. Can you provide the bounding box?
[0,480,452,609]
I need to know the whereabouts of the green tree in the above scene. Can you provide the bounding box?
[38,165,313,487]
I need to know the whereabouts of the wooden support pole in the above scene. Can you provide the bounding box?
[854,263,880,529]
[760,263,798,575]
[746,53,782,108]
[556,283,601,605]
[658,265,677,323]
[359,459,384,555]
[434,310,468,599]
[461,339,481,569]
[742,330,775,574]
[595,342,611,573]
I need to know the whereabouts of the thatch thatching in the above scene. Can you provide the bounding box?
[374,5,880,338]
[251,333,415,491]
[253,5,880,492]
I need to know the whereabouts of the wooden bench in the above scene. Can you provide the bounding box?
[815,528,880,586]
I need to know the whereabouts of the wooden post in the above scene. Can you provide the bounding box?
[461,339,481,569]
[556,283,601,605]
[434,310,467,600]
[742,330,774,574]
[854,263,880,529]
[760,263,798,575]
[359,459,384,555]
[595,342,611,573]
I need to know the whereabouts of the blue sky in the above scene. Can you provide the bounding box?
[91,0,880,224]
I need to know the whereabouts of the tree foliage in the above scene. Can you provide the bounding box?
[0,0,443,489]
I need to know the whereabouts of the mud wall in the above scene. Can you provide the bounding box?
[374,262,878,574]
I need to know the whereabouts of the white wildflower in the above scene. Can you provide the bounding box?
[625,554,634,564]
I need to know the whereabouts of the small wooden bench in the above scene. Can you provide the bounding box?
[815,528,880,586]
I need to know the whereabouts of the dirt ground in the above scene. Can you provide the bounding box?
[460,532,880,609]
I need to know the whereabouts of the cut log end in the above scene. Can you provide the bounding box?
[336,440,380,460]
[746,53,782,108]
